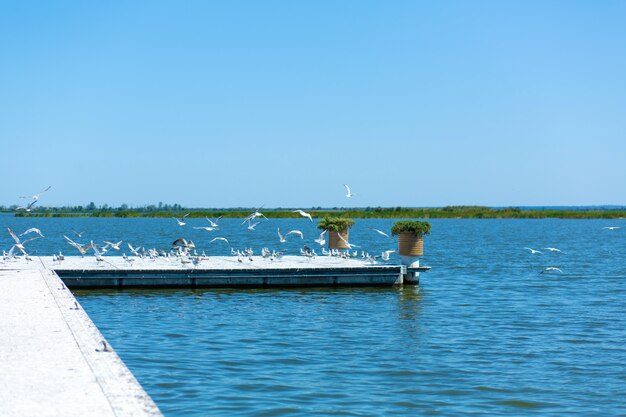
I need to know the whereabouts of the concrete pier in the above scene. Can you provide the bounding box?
[0,255,429,415]
[0,268,162,417]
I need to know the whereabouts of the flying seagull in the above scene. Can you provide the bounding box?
[19,228,44,238]
[247,219,260,231]
[64,235,92,257]
[368,228,392,239]
[173,213,191,226]
[103,240,122,251]
[209,237,229,245]
[71,228,84,238]
[286,230,304,240]
[20,185,51,202]
[338,233,360,249]
[524,247,542,254]
[194,226,219,232]
[127,243,142,257]
[241,205,268,225]
[277,228,287,243]
[344,184,356,198]
[206,216,223,228]
[540,267,563,274]
[292,210,313,222]
[8,227,41,256]
[543,247,564,253]
[314,230,327,246]
[603,226,621,230]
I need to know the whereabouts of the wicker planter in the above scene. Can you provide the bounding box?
[328,230,350,249]
[397,232,424,256]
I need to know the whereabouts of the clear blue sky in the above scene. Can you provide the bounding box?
[1,1,625,208]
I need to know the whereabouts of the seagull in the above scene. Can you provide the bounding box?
[206,216,223,228]
[286,230,304,240]
[19,227,44,238]
[127,243,142,257]
[277,228,287,243]
[90,241,105,262]
[292,210,313,222]
[64,235,92,256]
[381,250,395,261]
[209,237,229,245]
[543,247,564,253]
[17,199,39,212]
[8,228,40,256]
[524,247,542,254]
[103,240,122,251]
[173,213,191,226]
[241,206,268,225]
[19,185,51,202]
[540,267,563,274]
[603,226,621,230]
[314,230,327,246]
[368,228,392,239]
[344,184,356,198]
[338,233,360,249]
[194,226,219,232]
[172,238,195,254]
[71,228,84,238]
[247,220,260,231]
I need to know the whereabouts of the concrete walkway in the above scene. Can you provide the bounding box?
[0,268,162,417]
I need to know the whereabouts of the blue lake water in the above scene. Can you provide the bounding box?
[2,214,626,416]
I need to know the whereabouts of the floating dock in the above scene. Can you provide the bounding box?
[4,255,429,288]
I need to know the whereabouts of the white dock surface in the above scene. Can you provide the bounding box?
[0,268,162,417]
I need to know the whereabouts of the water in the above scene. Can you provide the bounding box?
[2,214,626,415]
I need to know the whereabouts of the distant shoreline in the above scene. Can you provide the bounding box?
[9,206,626,219]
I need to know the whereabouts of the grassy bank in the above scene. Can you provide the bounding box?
[12,206,626,219]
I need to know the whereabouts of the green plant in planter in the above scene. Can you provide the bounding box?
[317,217,355,232]
[391,220,431,236]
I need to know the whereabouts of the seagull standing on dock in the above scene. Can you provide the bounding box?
[292,210,313,222]
[173,213,191,226]
[381,250,395,261]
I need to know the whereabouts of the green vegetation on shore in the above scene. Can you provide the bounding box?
[8,205,626,219]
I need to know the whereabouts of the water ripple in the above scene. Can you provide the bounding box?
[61,218,626,416]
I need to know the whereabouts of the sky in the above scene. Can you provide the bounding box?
[1,1,625,208]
